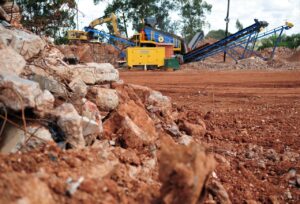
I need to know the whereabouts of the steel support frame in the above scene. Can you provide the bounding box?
[192,25,289,63]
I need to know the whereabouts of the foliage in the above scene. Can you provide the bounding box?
[258,33,300,50]
[235,19,243,31]
[179,0,212,42]
[16,0,77,40]
[206,29,231,40]
[94,0,211,41]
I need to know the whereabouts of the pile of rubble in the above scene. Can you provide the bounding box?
[0,23,225,203]
[182,54,300,71]
[58,43,121,67]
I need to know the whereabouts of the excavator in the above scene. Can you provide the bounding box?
[68,13,293,70]
[67,13,120,42]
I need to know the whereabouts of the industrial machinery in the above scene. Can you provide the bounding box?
[68,13,293,70]
[67,13,120,42]
[183,20,294,63]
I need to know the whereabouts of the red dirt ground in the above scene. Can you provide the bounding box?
[121,70,300,203]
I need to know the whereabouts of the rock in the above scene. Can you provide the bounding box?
[158,137,216,204]
[245,150,256,159]
[0,27,46,60]
[81,99,102,126]
[165,123,182,137]
[265,149,280,162]
[81,116,102,137]
[178,135,193,146]
[257,160,266,169]
[103,100,158,149]
[55,103,85,148]
[178,120,206,136]
[129,84,173,115]
[69,63,119,85]
[285,190,292,200]
[0,74,54,111]
[69,77,87,97]
[0,123,53,154]
[66,176,84,196]
[0,47,26,75]
[30,74,67,97]
[208,179,232,204]
[148,90,172,113]
[90,87,119,111]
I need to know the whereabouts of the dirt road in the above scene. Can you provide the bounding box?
[121,70,300,203]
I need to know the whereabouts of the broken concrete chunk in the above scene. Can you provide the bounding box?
[0,47,26,75]
[81,116,102,137]
[104,100,158,149]
[30,74,67,97]
[35,90,55,116]
[0,123,53,154]
[69,77,87,97]
[81,99,102,129]
[55,103,85,148]
[0,26,46,60]
[69,63,119,85]
[178,135,193,146]
[0,74,48,111]
[90,87,119,111]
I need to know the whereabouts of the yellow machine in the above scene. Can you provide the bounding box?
[89,13,120,36]
[67,30,88,41]
[127,47,165,68]
[67,13,120,42]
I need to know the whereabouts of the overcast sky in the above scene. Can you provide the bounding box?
[77,0,300,36]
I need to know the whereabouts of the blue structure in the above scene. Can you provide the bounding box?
[183,20,293,63]
[84,27,135,58]
[143,26,183,51]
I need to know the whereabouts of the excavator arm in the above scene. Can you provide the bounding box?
[88,13,120,36]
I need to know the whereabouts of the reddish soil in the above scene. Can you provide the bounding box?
[121,70,300,203]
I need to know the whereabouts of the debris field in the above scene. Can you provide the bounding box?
[0,2,300,203]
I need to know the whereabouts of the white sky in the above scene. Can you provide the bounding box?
[77,0,300,37]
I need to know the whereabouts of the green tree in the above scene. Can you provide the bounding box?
[103,0,176,33]
[16,0,77,40]
[206,29,231,40]
[94,0,212,40]
[257,33,300,50]
[235,19,243,31]
[179,0,212,42]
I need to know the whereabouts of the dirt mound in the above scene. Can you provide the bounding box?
[0,25,220,203]
[287,50,300,62]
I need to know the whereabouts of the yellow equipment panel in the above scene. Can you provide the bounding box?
[127,47,165,68]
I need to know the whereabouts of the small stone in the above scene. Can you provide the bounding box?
[258,160,266,169]
[178,135,193,146]
[68,77,87,97]
[285,190,292,200]
[245,151,255,159]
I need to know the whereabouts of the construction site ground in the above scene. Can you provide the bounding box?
[121,69,300,202]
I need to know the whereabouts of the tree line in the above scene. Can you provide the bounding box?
[16,0,300,49]
[16,0,212,42]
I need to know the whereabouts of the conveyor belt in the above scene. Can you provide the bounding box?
[183,19,269,63]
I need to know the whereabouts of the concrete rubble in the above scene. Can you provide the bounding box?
[0,23,219,204]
